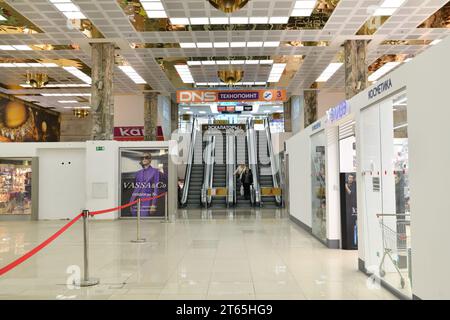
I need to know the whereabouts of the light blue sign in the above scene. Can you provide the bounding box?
[312,122,321,131]
[327,100,350,123]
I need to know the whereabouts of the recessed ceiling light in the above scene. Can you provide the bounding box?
[216,60,230,65]
[58,100,79,104]
[187,61,202,66]
[292,8,314,16]
[49,0,87,20]
[368,62,401,81]
[255,82,267,86]
[141,2,164,11]
[63,66,92,84]
[263,41,280,47]
[180,42,196,48]
[202,60,216,65]
[209,17,229,24]
[267,63,286,82]
[13,45,33,51]
[231,60,245,64]
[295,0,316,9]
[230,42,246,48]
[249,17,269,24]
[259,59,274,64]
[269,17,289,24]
[245,60,259,64]
[247,42,263,47]
[214,42,229,48]
[0,14,7,21]
[170,17,190,25]
[316,63,343,82]
[230,17,249,24]
[189,17,209,25]
[174,64,194,83]
[197,42,213,48]
[199,111,206,114]
[118,65,147,84]
[373,0,406,16]
[0,45,16,50]
[430,39,442,46]
[196,82,208,86]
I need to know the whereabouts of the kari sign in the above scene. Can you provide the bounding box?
[114,126,144,141]
[177,89,287,103]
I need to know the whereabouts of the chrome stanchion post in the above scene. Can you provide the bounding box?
[131,198,146,243]
[165,192,169,222]
[78,210,99,287]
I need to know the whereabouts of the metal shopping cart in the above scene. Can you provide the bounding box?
[376,213,411,289]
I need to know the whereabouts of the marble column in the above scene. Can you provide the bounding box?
[283,97,292,132]
[90,43,115,140]
[344,40,368,99]
[170,95,178,133]
[144,92,158,141]
[303,90,318,128]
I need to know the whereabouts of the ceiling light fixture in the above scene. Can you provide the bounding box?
[267,63,286,82]
[0,62,58,68]
[0,45,32,50]
[118,66,147,84]
[170,17,190,25]
[263,41,280,47]
[373,0,406,16]
[189,17,209,25]
[368,61,401,81]
[269,17,289,24]
[49,0,86,20]
[58,100,79,103]
[141,0,167,18]
[316,63,343,82]
[174,64,194,83]
[430,39,442,46]
[249,17,269,24]
[180,42,197,48]
[209,17,229,24]
[63,66,92,84]
[41,93,91,97]
[292,0,316,16]
[0,14,7,21]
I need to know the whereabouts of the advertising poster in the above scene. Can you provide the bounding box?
[120,148,168,218]
[0,97,60,142]
[0,159,32,215]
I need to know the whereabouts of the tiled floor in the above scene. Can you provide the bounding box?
[0,208,397,300]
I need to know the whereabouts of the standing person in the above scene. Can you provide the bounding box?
[241,165,253,200]
[129,152,160,216]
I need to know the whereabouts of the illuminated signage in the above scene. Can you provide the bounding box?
[177,89,287,103]
[327,100,350,123]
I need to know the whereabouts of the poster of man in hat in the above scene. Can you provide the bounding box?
[119,149,168,218]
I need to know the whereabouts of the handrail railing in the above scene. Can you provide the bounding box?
[226,133,236,207]
[181,116,198,206]
[263,117,282,206]
[246,117,261,206]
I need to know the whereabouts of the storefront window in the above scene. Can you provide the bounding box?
[360,92,412,297]
[311,131,327,242]
[0,159,32,215]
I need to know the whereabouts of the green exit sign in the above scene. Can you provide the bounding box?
[96,146,105,151]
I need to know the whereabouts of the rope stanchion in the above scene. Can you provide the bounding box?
[76,210,99,287]
[0,192,168,277]
[131,198,146,243]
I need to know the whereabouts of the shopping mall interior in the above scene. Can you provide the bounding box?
[0,0,449,303]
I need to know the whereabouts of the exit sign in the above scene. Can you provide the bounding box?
[96,146,105,151]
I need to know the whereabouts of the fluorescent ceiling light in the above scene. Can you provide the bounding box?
[230,17,249,24]
[230,42,246,48]
[263,41,280,47]
[259,59,274,64]
[190,17,209,25]
[255,82,267,85]
[41,93,91,97]
[292,8,314,16]
[58,100,79,103]
[187,61,202,66]
[267,63,286,82]
[0,45,16,50]
[231,60,245,64]
[196,83,208,86]
[199,111,206,114]
[216,60,230,65]
[201,60,216,65]
[141,2,164,11]
[13,45,32,50]
[243,82,254,85]
[430,39,442,46]
[373,0,405,16]
[170,17,190,25]
[247,42,263,47]
[295,0,316,9]
[404,58,413,63]
[50,0,86,19]
[180,42,196,48]
[63,66,92,84]
[316,62,343,82]
[269,17,289,24]
[209,17,229,24]
[368,62,401,81]
[208,82,219,86]
[118,65,147,84]
[142,0,167,18]
[174,64,194,83]
[214,42,229,48]
[245,60,259,64]
[183,107,190,110]
[249,17,269,24]
[197,42,213,48]
[0,14,7,21]
[146,10,167,18]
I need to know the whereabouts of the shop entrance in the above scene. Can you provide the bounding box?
[360,91,411,297]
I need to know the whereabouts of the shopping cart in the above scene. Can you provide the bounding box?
[376,213,410,289]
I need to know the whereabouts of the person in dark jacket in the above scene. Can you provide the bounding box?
[241,166,253,200]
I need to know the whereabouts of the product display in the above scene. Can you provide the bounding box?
[311,136,327,242]
[0,160,32,215]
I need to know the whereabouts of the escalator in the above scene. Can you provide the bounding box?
[235,133,252,208]
[210,132,227,208]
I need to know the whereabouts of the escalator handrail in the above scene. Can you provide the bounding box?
[263,117,282,206]
[201,134,215,207]
[180,117,198,206]
[226,134,236,207]
[246,117,261,206]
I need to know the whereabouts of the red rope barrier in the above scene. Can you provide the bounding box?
[0,212,83,276]
[0,192,167,277]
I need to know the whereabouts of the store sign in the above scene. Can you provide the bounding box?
[368,78,392,100]
[327,100,350,123]
[114,126,144,141]
[312,122,321,131]
[176,89,287,103]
